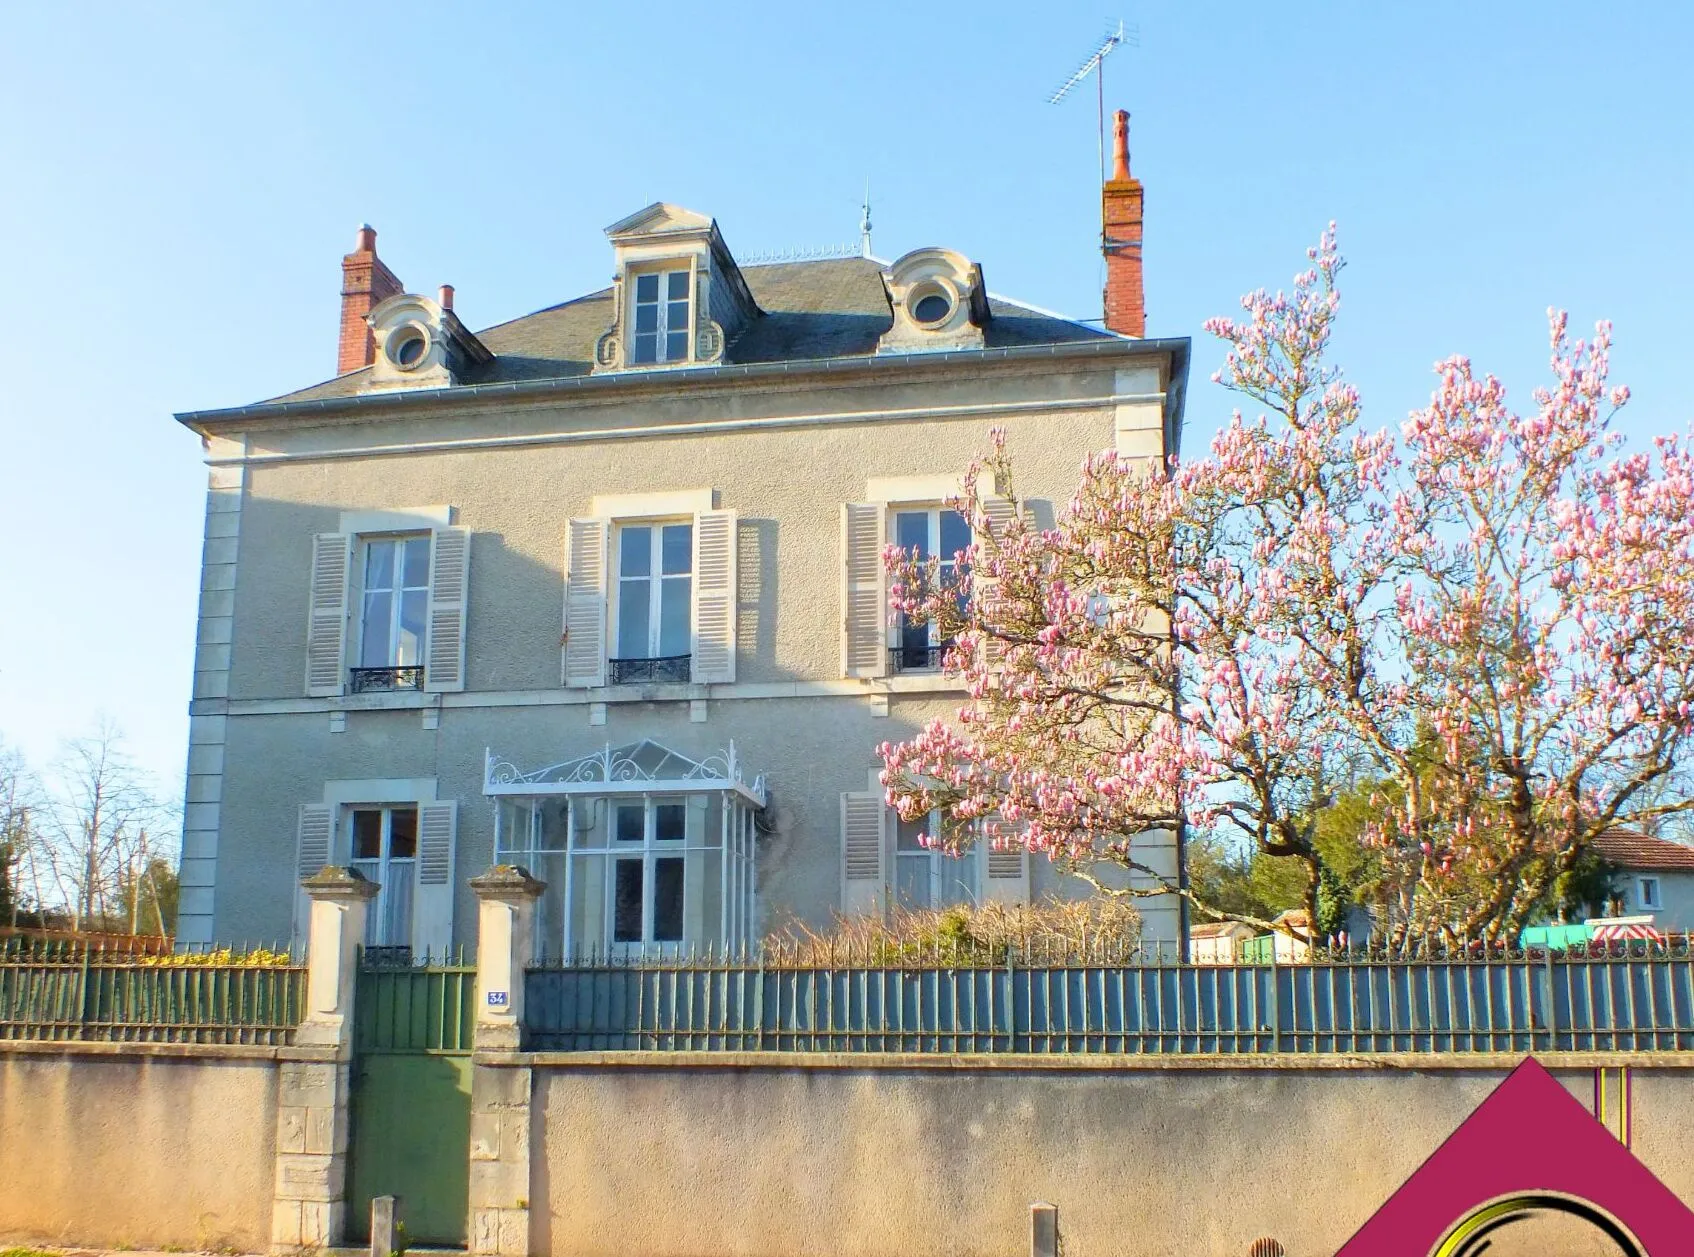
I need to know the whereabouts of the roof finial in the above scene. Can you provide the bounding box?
[1111,109,1131,181]
[860,180,873,258]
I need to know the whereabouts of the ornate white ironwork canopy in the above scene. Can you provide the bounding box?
[484,739,767,807]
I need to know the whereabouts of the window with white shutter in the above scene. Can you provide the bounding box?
[424,527,471,692]
[691,509,737,684]
[975,496,1018,671]
[979,816,1031,905]
[305,535,352,696]
[840,503,887,678]
[292,803,334,949]
[412,801,458,959]
[563,517,609,688]
[840,789,889,916]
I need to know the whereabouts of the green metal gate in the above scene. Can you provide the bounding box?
[349,963,476,1246]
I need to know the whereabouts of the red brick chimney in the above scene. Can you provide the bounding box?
[338,225,403,374]
[1102,110,1145,337]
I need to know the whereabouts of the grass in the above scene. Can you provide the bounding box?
[2,1248,65,1257]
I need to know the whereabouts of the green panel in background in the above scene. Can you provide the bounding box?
[349,1052,473,1246]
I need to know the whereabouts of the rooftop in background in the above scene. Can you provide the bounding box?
[1594,827,1694,872]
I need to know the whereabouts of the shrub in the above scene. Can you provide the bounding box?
[763,896,1142,966]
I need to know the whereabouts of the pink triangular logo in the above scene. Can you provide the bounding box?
[1334,1058,1694,1255]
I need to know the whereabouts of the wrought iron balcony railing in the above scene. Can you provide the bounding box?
[349,666,425,693]
[608,655,692,685]
[890,641,952,673]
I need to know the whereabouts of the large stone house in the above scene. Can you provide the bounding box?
[172,119,1190,957]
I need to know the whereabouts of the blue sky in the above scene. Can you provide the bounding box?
[1,1,1689,795]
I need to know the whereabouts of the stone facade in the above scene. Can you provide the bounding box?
[174,213,1189,959]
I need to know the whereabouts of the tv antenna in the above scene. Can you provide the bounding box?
[1047,20,1137,186]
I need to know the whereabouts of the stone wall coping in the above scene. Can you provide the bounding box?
[495,1049,1694,1072]
[0,1039,338,1063]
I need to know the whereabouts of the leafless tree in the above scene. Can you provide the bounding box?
[34,723,177,932]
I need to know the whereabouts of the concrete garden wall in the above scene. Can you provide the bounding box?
[0,1043,282,1252]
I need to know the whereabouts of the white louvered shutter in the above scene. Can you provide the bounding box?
[840,790,889,916]
[979,817,1031,905]
[424,527,471,692]
[305,534,352,697]
[975,497,1017,671]
[411,801,458,961]
[293,803,334,950]
[563,518,609,688]
[840,503,887,678]
[691,509,737,684]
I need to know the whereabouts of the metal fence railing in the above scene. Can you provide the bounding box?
[523,952,1694,1054]
[0,949,307,1045]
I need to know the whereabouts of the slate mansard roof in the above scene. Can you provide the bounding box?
[270,256,1123,406]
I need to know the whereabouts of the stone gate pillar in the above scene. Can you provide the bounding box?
[468,865,544,1257]
[272,866,378,1251]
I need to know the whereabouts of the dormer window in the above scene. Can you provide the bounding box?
[632,270,692,365]
[877,247,991,355]
[594,203,760,373]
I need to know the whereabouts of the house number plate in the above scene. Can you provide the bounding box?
[487,990,509,1008]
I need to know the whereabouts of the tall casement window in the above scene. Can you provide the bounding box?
[294,797,458,958]
[562,497,736,689]
[890,507,971,672]
[842,491,1007,681]
[350,805,418,947]
[356,536,430,690]
[631,270,691,365]
[612,521,693,682]
[305,523,470,697]
[894,810,977,910]
[839,771,1029,916]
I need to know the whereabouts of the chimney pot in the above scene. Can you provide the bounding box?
[338,224,404,375]
[439,284,455,311]
[1111,109,1131,182]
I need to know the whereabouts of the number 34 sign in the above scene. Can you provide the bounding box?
[486,990,509,1009]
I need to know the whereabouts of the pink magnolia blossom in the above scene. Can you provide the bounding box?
[880,228,1694,940]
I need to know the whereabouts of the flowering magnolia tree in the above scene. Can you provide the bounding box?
[880,229,1694,940]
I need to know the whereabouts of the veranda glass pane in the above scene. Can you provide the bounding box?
[402,536,431,587]
[389,808,419,858]
[615,804,644,844]
[398,590,427,665]
[360,593,393,665]
[352,811,384,860]
[660,523,692,574]
[653,857,684,941]
[658,578,690,656]
[618,580,650,657]
[655,803,686,842]
[613,860,643,942]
